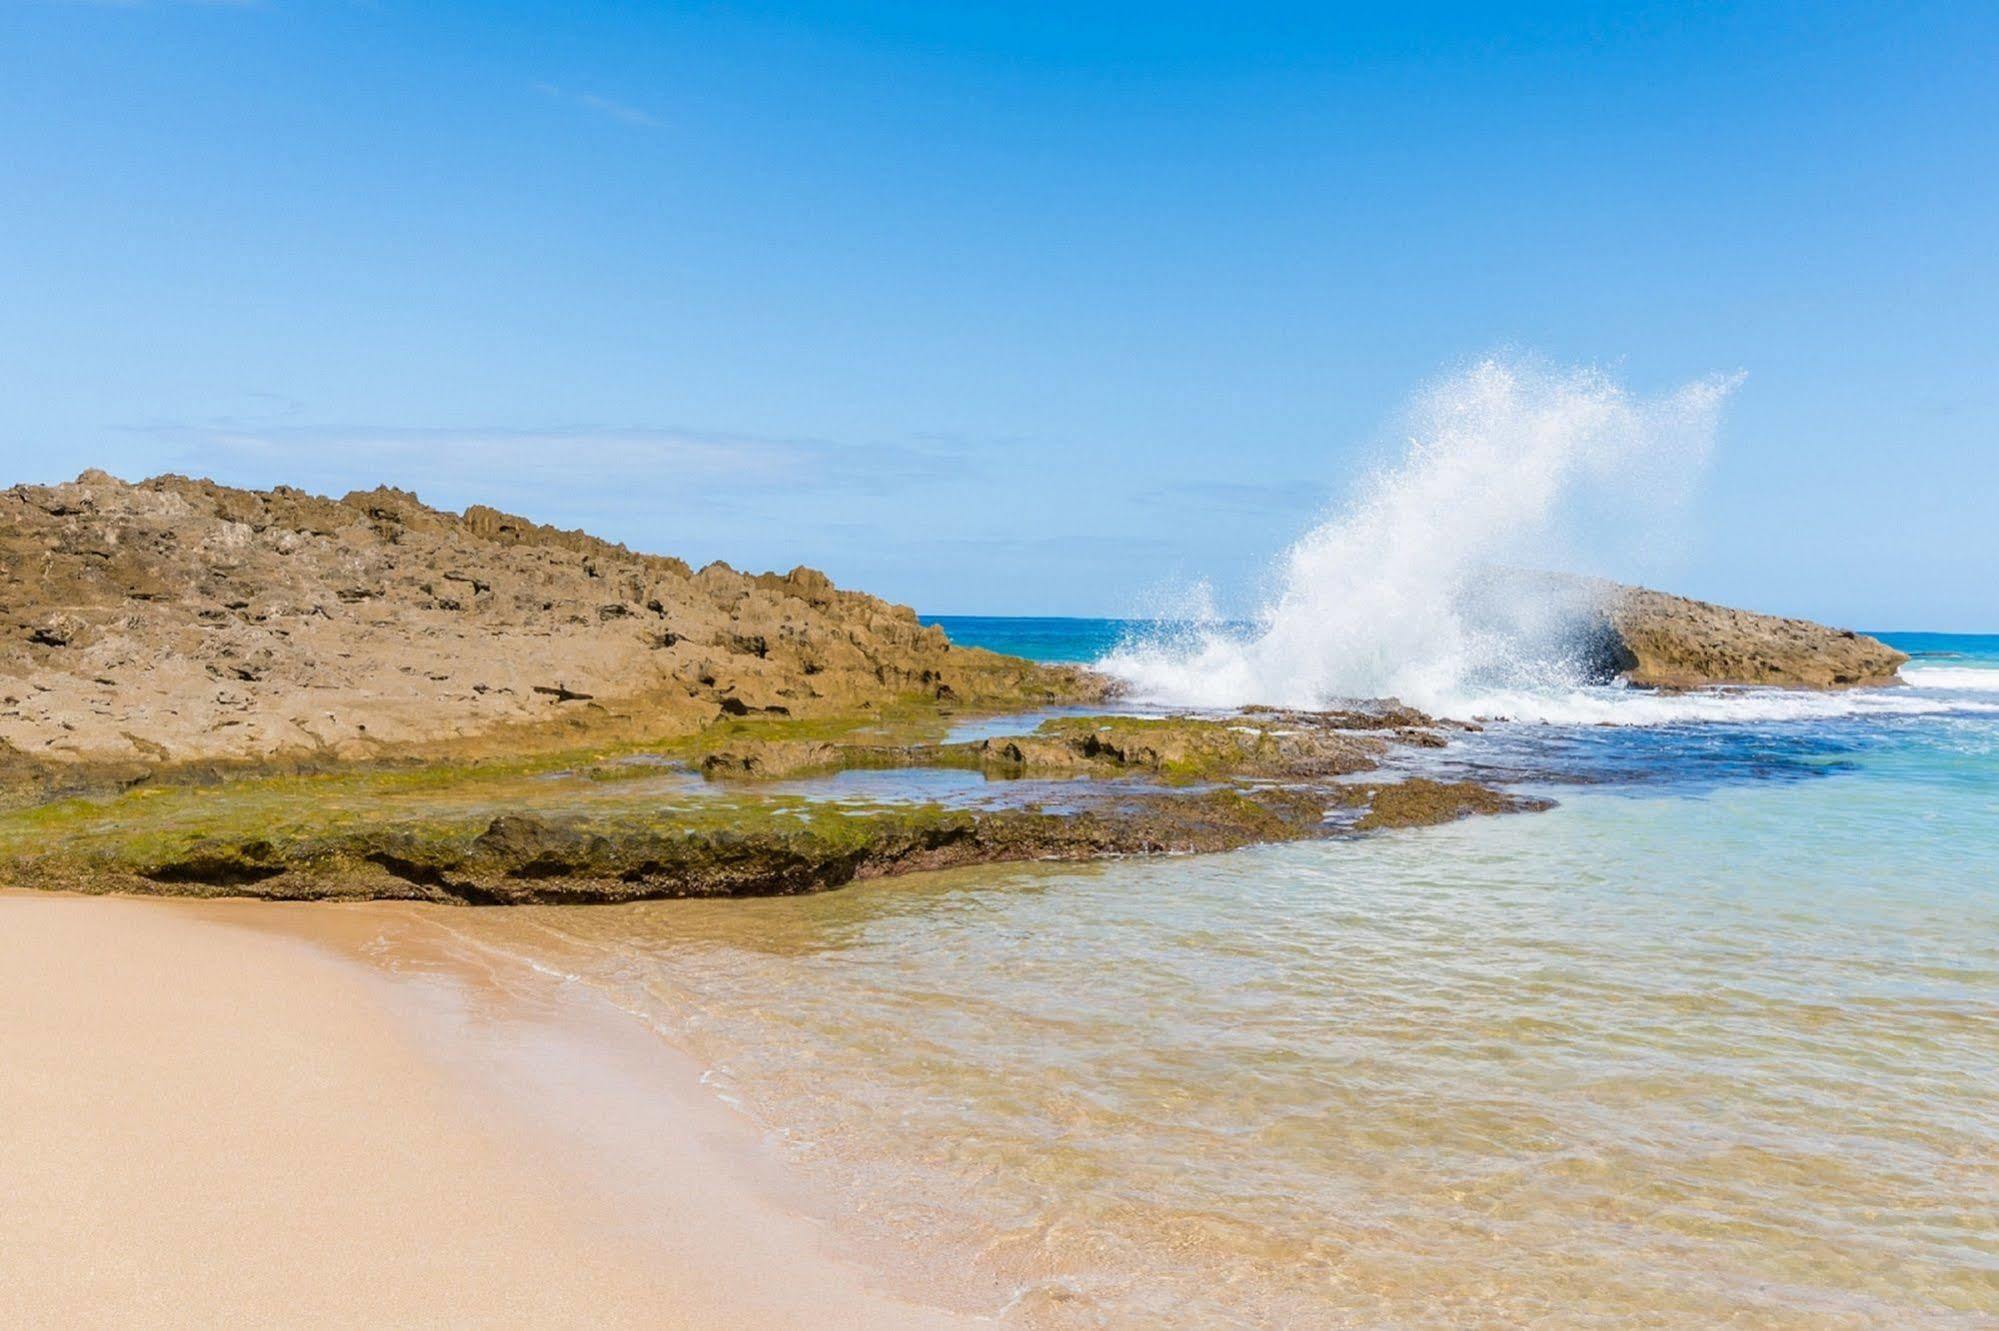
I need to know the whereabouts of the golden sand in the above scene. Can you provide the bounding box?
[0,891,975,1329]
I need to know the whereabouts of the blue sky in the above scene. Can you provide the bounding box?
[2,2,1994,628]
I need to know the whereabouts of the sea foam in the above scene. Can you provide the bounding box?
[1101,357,1745,722]
[1902,665,1999,694]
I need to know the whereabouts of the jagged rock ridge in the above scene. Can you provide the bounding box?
[0,471,1102,769]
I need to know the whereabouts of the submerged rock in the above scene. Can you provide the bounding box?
[1330,778,1554,831]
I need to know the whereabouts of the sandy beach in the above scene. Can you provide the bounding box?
[0,890,978,1330]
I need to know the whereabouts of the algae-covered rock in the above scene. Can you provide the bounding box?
[0,711,1548,904]
[997,714,1395,779]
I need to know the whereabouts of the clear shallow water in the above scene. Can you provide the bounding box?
[446,626,1998,1327]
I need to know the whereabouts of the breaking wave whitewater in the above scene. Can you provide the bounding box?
[1095,357,1966,726]
[1902,664,1999,694]
[1107,631,1999,730]
[1356,676,1999,727]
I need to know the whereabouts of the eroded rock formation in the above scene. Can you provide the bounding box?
[1463,570,1908,691]
[0,471,1103,773]
[1601,585,1907,689]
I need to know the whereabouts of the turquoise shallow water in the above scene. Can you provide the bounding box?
[452,624,1999,1327]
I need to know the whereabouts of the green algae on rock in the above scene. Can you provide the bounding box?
[0,708,1547,904]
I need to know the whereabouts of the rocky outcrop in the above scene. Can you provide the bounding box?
[1601,585,1906,690]
[0,471,1105,774]
[1463,570,1908,691]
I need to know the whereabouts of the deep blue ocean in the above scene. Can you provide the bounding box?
[928,615,1998,676]
[924,615,1131,663]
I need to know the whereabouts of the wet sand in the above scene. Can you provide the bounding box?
[0,891,979,1329]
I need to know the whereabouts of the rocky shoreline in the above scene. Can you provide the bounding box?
[0,472,1904,903]
[0,706,1550,904]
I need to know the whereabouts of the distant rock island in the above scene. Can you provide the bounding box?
[1600,583,1906,690]
[0,472,1906,903]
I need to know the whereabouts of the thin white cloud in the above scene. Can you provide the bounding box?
[576,93,661,128]
[119,420,963,510]
[533,81,662,129]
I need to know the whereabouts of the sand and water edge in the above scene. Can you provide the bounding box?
[0,888,986,1330]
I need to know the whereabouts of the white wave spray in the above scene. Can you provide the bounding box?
[1101,358,1745,720]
